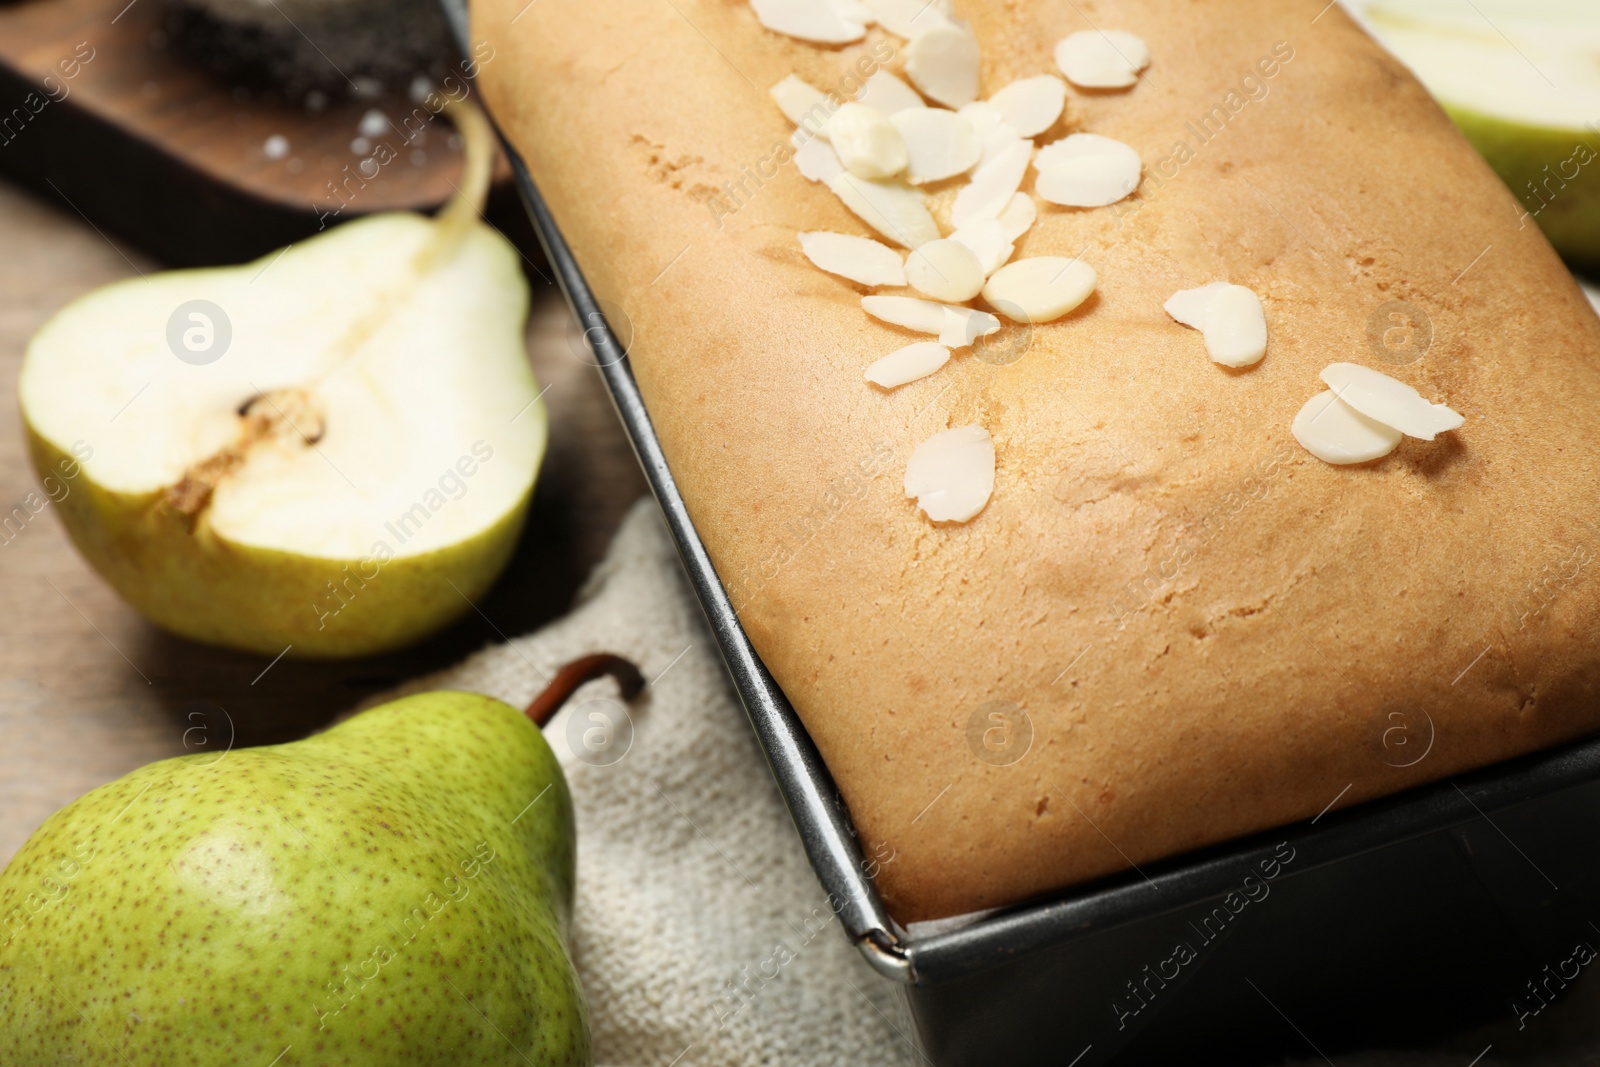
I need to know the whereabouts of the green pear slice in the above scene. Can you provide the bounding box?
[1354,0,1600,268]
[18,104,546,658]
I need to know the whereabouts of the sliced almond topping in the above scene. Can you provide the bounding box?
[862,0,954,38]
[1165,283,1265,367]
[956,101,1003,141]
[799,231,906,287]
[862,295,950,334]
[828,102,910,179]
[906,25,982,109]
[1162,282,1230,330]
[905,424,995,523]
[1032,134,1093,172]
[1054,29,1151,89]
[824,0,875,24]
[827,173,941,248]
[952,139,1033,229]
[751,0,867,44]
[949,218,1014,276]
[890,107,981,184]
[856,70,926,115]
[1034,133,1142,208]
[1293,390,1402,465]
[997,192,1036,242]
[865,341,951,388]
[982,256,1097,323]
[988,75,1068,137]
[792,136,844,183]
[905,238,985,302]
[1202,285,1267,367]
[862,296,999,347]
[939,306,1001,349]
[771,75,833,139]
[1319,363,1464,440]
[957,101,1025,168]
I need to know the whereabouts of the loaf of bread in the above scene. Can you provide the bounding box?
[476,0,1600,921]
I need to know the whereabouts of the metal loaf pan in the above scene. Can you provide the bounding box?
[442,6,1600,1061]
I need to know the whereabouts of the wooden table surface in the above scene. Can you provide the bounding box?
[0,177,647,866]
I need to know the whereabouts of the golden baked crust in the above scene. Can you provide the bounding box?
[476,0,1600,921]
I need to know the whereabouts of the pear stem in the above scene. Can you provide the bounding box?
[425,96,496,259]
[525,653,645,727]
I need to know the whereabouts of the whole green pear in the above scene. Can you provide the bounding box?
[0,691,590,1065]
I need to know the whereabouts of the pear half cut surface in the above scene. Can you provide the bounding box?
[19,104,545,657]
[0,691,590,1065]
[1354,0,1600,268]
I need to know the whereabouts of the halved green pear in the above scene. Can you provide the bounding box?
[19,105,546,658]
[1356,0,1600,269]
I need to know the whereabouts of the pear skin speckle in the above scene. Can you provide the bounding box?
[0,691,590,1066]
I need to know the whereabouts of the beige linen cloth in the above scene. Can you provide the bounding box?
[376,499,914,1066]
[379,498,1600,1067]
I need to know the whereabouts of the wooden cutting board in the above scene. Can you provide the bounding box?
[0,0,522,265]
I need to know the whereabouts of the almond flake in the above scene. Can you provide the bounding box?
[958,101,1002,137]
[824,0,875,25]
[856,71,926,115]
[987,75,1068,137]
[1034,133,1142,207]
[800,231,906,287]
[863,296,997,346]
[792,136,844,183]
[890,107,981,184]
[1202,285,1267,367]
[862,0,954,38]
[751,0,867,44]
[906,25,982,109]
[1054,29,1150,89]
[772,75,833,139]
[828,102,909,179]
[980,134,1028,171]
[957,102,1025,168]
[1165,283,1265,367]
[905,424,995,523]
[949,218,1014,275]
[1319,363,1464,440]
[905,238,985,302]
[827,173,940,248]
[865,341,950,388]
[997,192,1036,241]
[982,256,1097,323]
[1293,390,1402,465]
[938,306,1001,349]
[952,139,1033,229]
[1162,282,1230,330]
[862,295,949,333]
